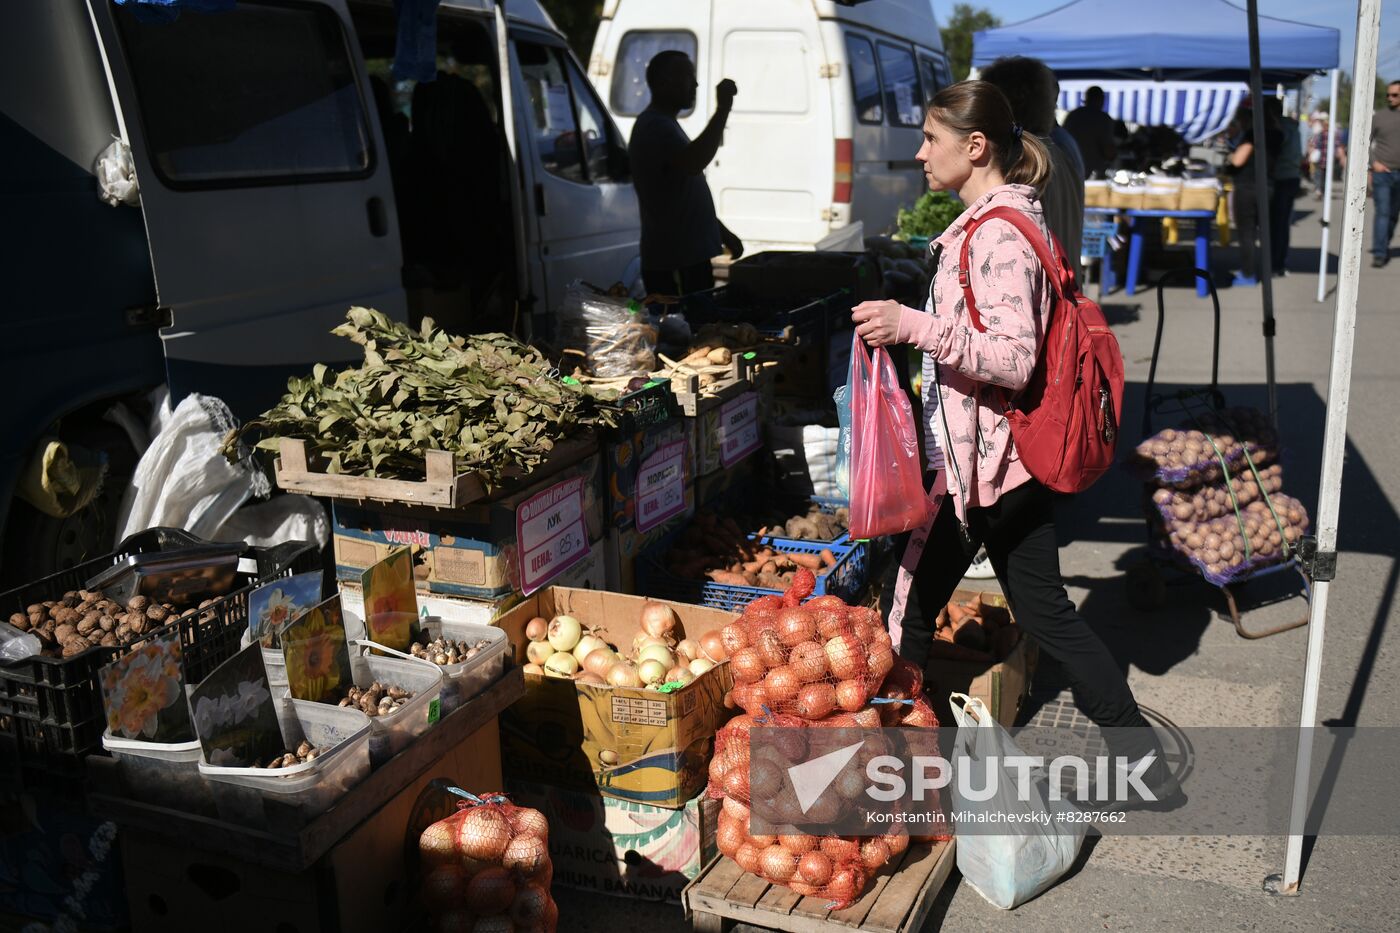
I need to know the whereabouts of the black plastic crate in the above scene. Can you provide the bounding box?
[675,286,830,342]
[0,530,320,779]
[597,378,681,440]
[727,251,880,306]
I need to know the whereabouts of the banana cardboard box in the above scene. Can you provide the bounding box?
[332,452,604,600]
[507,779,719,904]
[494,587,735,808]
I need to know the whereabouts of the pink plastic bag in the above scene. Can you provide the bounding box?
[848,335,932,538]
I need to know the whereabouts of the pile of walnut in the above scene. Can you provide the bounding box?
[409,635,493,666]
[337,681,414,718]
[9,591,219,658]
[252,740,324,769]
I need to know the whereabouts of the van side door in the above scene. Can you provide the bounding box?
[85,0,405,419]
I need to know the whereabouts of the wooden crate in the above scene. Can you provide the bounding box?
[683,840,955,933]
[273,430,598,508]
[666,355,759,417]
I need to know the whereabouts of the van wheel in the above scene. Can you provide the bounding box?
[1,425,137,588]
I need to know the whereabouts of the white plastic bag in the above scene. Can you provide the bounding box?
[949,693,1086,909]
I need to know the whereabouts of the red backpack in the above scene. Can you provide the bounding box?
[955,206,1125,494]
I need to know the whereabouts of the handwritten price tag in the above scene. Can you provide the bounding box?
[636,440,688,533]
[719,392,761,468]
[517,477,591,595]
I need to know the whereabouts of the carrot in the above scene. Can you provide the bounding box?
[787,552,824,571]
[946,604,970,626]
[707,570,750,586]
[819,548,837,568]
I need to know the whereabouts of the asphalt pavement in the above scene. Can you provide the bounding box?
[554,188,1400,932]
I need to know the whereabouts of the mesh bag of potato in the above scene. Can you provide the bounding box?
[417,792,557,933]
[720,571,894,719]
[1131,408,1279,487]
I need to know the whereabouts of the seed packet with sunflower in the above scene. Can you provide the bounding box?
[360,548,419,653]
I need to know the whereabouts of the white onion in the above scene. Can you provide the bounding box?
[525,640,555,665]
[522,663,545,676]
[689,658,715,676]
[583,648,616,677]
[572,633,608,665]
[637,644,676,668]
[639,600,679,639]
[638,658,668,685]
[543,653,579,677]
[547,615,583,652]
[676,638,700,661]
[607,661,642,688]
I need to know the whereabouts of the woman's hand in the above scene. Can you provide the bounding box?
[851,300,905,347]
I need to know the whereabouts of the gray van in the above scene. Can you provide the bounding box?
[1,0,639,582]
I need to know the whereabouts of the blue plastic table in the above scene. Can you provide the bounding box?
[1084,207,1215,298]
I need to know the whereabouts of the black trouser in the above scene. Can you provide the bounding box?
[1270,177,1301,270]
[1234,180,1262,279]
[642,261,714,298]
[880,476,1157,759]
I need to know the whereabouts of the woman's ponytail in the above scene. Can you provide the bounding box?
[1004,130,1053,190]
[926,81,1055,194]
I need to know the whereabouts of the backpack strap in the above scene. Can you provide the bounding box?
[956,206,1077,333]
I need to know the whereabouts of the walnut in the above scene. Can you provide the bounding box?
[60,593,80,609]
[146,604,169,623]
[100,633,118,647]
[77,614,99,637]
[126,612,147,635]
[114,623,131,641]
[99,615,115,632]
[9,613,28,631]
[26,604,43,616]
[54,623,77,643]
[61,638,88,658]
[52,607,78,626]
[127,595,150,611]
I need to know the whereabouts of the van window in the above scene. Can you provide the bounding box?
[611,31,697,118]
[566,56,627,182]
[723,32,809,114]
[877,42,922,127]
[518,41,586,183]
[114,2,370,185]
[917,53,944,104]
[845,35,882,125]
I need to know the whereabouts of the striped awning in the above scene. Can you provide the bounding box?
[1058,80,1249,144]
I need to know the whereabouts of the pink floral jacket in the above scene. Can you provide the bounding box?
[895,184,1055,522]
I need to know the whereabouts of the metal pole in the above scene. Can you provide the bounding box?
[1317,68,1341,303]
[1246,0,1278,427]
[1266,0,1382,897]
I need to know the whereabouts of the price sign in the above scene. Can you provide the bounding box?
[635,440,688,533]
[718,392,761,468]
[517,477,590,595]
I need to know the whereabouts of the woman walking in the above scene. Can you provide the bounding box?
[854,81,1177,803]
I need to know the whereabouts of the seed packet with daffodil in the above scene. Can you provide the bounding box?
[99,628,192,742]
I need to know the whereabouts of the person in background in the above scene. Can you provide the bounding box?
[1370,80,1400,268]
[980,55,1084,262]
[1064,85,1118,178]
[1307,112,1327,194]
[629,51,745,296]
[1268,98,1302,276]
[1225,99,1281,287]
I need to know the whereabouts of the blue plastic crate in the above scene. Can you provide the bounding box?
[637,534,869,612]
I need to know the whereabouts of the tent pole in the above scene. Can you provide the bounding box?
[1246,0,1278,427]
[1317,68,1341,303]
[1266,0,1382,898]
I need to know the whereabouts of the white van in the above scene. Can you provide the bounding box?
[1,0,637,580]
[588,0,953,251]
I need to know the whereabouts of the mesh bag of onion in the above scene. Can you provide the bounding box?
[721,572,895,719]
[417,792,557,933]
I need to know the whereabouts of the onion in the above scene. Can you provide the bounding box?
[510,884,552,926]
[543,652,579,678]
[525,617,548,642]
[689,658,715,676]
[734,842,763,874]
[638,658,668,685]
[806,792,841,824]
[639,601,679,639]
[755,628,787,668]
[666,665,694,686]
[502,832,549,878]
[572,633,608,666]
[788,642,828,683]
[813,609,848,641]
[760,845,799,882]
[763,666,801,703]
[457,808,512,862]
[607,661,642,688]
[468,916,512,933]
[883,832,909,857]
[852,707,881,728]
[798,850,834,886]
[631,632,674,656]
[776,608,817,647]
[638,644,675,668]
[748,831,777,848]
[432,907,476,933]
[834,768,866,800]
[419,818,458,866]
[721,795,751,825]
[525,640,555,666]
[583,648,616,677]
[860,838,892,872]
[824,634,864,679]
[779,834,818,854]
[749,758,783,801]
[700,630,728,662]
[820,836,860,861]
[795,683,836,719]
[867,643,894,680]
[835,679,867,712]
[723,766,750,801]
[825,867,864,905]
[522,662,545,676]
[788,881,820,897]
[547,615,582,653]
[729,682,770,715]
[720,623,749,655]
[676,638,700,661]
[901,702,937,729]
[730,648,766,684]
[575,670,605,686]
[717,820,747,858]
[508,807,550,839]
[464,866,516,915]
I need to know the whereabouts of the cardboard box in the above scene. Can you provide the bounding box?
[494,588,736,808]
[694,454,758,511]
[508,779,719,904]
[605,411,690,531]
[332,452,604,599]
[688,389,762,478]
[603,484,695,594]
[922,590,1038,729]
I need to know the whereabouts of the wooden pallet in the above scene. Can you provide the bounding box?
[683,840,955,933]
[272,430,597,508]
